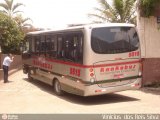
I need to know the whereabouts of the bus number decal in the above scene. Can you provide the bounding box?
[70,68,81,77]
[129,51,140,57]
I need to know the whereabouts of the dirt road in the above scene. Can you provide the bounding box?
[0,70,160,114]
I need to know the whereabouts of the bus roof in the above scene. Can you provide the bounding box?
[27,23,135,35]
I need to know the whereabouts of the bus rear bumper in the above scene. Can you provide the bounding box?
[83,78,142,96]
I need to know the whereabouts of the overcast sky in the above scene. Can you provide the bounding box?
[0,0,100,28]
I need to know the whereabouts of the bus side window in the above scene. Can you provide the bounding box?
[24,36,32,53]
[35,36,41,56]
[57,36,64,59]
[64,34,72,60]
[45,35,57,58]
[73,34,83,64]
[31,37,35,53]
[40,35,46,55]
[63,33,83,63]
[71,36,78,61]
[51,35,57,58]
[46,35,52,58]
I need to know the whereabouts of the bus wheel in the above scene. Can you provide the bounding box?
[28,72,33,81]
[54,79,63,96]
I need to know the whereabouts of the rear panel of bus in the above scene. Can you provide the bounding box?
[81,25,142,96]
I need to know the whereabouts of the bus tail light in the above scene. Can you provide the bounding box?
[90,73,94,77]
[95,89,106,93]
[131,83,140,87]
[95,90,101,93]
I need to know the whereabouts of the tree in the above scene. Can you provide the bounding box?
[89,0,136,24]
[0,0,24,17]
[14,14,33,32]
[0,12,24,54]
[0,0,33,32]
[138,0,160,17]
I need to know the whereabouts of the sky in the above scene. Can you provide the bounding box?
[0,0,99,29]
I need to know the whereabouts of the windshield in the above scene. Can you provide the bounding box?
[91,27,139,54]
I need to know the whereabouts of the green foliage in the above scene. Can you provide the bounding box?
[0,0,30,54]
[139,0,160,17]
[0,0,32,33]
[14,14,33,32]
[0,12,24,54]
[89,0,136,24]
[0,0,24,17]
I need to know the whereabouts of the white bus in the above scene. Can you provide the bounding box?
[22,23,142,96]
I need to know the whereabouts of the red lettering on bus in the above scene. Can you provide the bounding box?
[125,65,128,69]
[100,68,104,72]
[70,68,81,77]
[100,64,137,73]
[110,67,114,71]
[129,65,132,69]
[115,66,119,71]
[120,66,124,70]
[128,51,140,58]
[106,68,110,72]
[32,59,53,70]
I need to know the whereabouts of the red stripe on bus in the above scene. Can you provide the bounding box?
[32,56,141,68]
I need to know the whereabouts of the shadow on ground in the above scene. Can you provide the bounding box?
[140,87,160,95]
[23,78,140,105]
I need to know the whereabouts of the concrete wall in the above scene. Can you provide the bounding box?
[137,16,160,58]
[142,58,160,85]
[0,54,22,70]
[137,11,160,85]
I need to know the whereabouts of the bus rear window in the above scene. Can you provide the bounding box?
[91,27,139,54]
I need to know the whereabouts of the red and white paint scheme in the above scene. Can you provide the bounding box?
[22,23,142,96]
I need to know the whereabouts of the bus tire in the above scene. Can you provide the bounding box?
[54,79,63,96]
[28,71,33,81]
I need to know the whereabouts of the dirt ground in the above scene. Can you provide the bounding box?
[0,69,160,114]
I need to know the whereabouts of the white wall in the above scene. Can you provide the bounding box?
[137,14,160,58]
